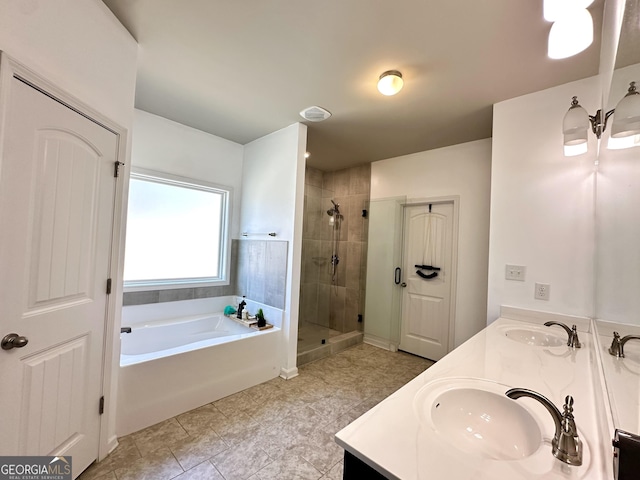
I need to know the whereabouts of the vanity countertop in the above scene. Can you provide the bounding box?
[335,316,611,479]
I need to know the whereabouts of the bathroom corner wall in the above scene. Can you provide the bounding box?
[241,123,307,378]
[300,164,370,334]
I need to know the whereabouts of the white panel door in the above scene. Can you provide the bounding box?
[399,202,455,361]
[0,77,117,477]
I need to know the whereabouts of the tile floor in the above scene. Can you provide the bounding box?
[80,343,433,480]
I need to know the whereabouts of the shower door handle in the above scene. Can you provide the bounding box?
[394,267,401,285]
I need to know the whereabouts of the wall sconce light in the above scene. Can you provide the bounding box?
[377,70,403,96]
[611,82,640,138]
[563,82,640,156]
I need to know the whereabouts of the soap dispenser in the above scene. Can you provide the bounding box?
[237,296,246,319]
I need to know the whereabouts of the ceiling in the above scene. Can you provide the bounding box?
[102,0,604,171]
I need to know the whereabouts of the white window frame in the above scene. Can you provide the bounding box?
[123,167,232,292]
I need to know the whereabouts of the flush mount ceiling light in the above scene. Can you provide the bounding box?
[377,70,403,96]
[563,82,640,156]
[548,8,593,59]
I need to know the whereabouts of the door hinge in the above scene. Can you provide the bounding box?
[114,161,124,178]
[99,396,105,415]
[106,278,112,295]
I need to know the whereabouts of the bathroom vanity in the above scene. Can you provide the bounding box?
[335,308,619,479]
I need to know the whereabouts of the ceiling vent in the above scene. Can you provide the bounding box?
[300,106,332,122]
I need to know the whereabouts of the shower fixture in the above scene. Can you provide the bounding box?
[327,199,343,282]
[327,200,343,225]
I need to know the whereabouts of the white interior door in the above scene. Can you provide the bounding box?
[0,76,118,477]
[399,202,455,361]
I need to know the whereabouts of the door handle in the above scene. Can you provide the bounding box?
[1,333,29,350]
[394,267,401,285]
[401,282,407,288]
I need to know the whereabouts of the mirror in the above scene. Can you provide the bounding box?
[596,0,640,436]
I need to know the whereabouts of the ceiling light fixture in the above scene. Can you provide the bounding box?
[548,8,593,59]
[377,70,403,96]
[543,0,594,22]
[563,82,640,156]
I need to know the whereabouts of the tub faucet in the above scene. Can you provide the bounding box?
[120,327,132,334]
[237,298,246,319]
[544,321,581,348]
[506,388,582,466]
[608,331,640,358]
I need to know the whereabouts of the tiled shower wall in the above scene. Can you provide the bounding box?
[123,239,287,309]
[300,164,370,334]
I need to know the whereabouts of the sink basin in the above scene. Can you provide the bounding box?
[414,378,543,461]
[500,325,566,347]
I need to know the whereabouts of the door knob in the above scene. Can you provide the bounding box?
[401,282,407,287]
[1,333,29,350]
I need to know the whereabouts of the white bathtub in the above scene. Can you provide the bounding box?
[120,314,262,366]
[116,297,281,436]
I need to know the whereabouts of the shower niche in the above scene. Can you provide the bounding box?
[298,165,371,363]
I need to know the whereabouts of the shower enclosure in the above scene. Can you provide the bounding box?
[298,165,371,363]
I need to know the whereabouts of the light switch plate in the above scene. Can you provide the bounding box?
[505,264,526,281]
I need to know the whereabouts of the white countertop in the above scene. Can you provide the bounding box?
[335,316,611,479]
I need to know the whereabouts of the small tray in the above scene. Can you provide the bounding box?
[251,323,273,331]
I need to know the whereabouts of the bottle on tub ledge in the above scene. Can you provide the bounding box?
[237,296,247,319]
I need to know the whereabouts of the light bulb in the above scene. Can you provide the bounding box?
[377,71,404,96]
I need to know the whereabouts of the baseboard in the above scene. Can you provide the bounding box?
[363,334,394,351]
[279,366,299,380]
[101,435,119,460]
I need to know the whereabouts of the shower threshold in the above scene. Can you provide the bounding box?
[296,330,363,366]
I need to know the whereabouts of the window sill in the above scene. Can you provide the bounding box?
[123,279,229,293]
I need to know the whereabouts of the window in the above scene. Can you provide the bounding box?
[124,168,231,290]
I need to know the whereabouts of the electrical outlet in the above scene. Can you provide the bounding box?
[505,264,526,281]
[535,283,550,300]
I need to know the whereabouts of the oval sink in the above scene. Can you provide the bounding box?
[501,325,566,347]
[414,378,543,461]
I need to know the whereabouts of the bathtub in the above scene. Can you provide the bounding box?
[116,296,281,436]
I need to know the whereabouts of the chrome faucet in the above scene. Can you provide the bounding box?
[544,321,581,348]
[608,331,640,358]
[506,388,582,466]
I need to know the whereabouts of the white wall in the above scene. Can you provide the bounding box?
[370,138,492,347]
[488,75,600,323]
[0,0,138,460]
[241,123,307,378]
[0,1,136,129]
[131,109,245,238]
